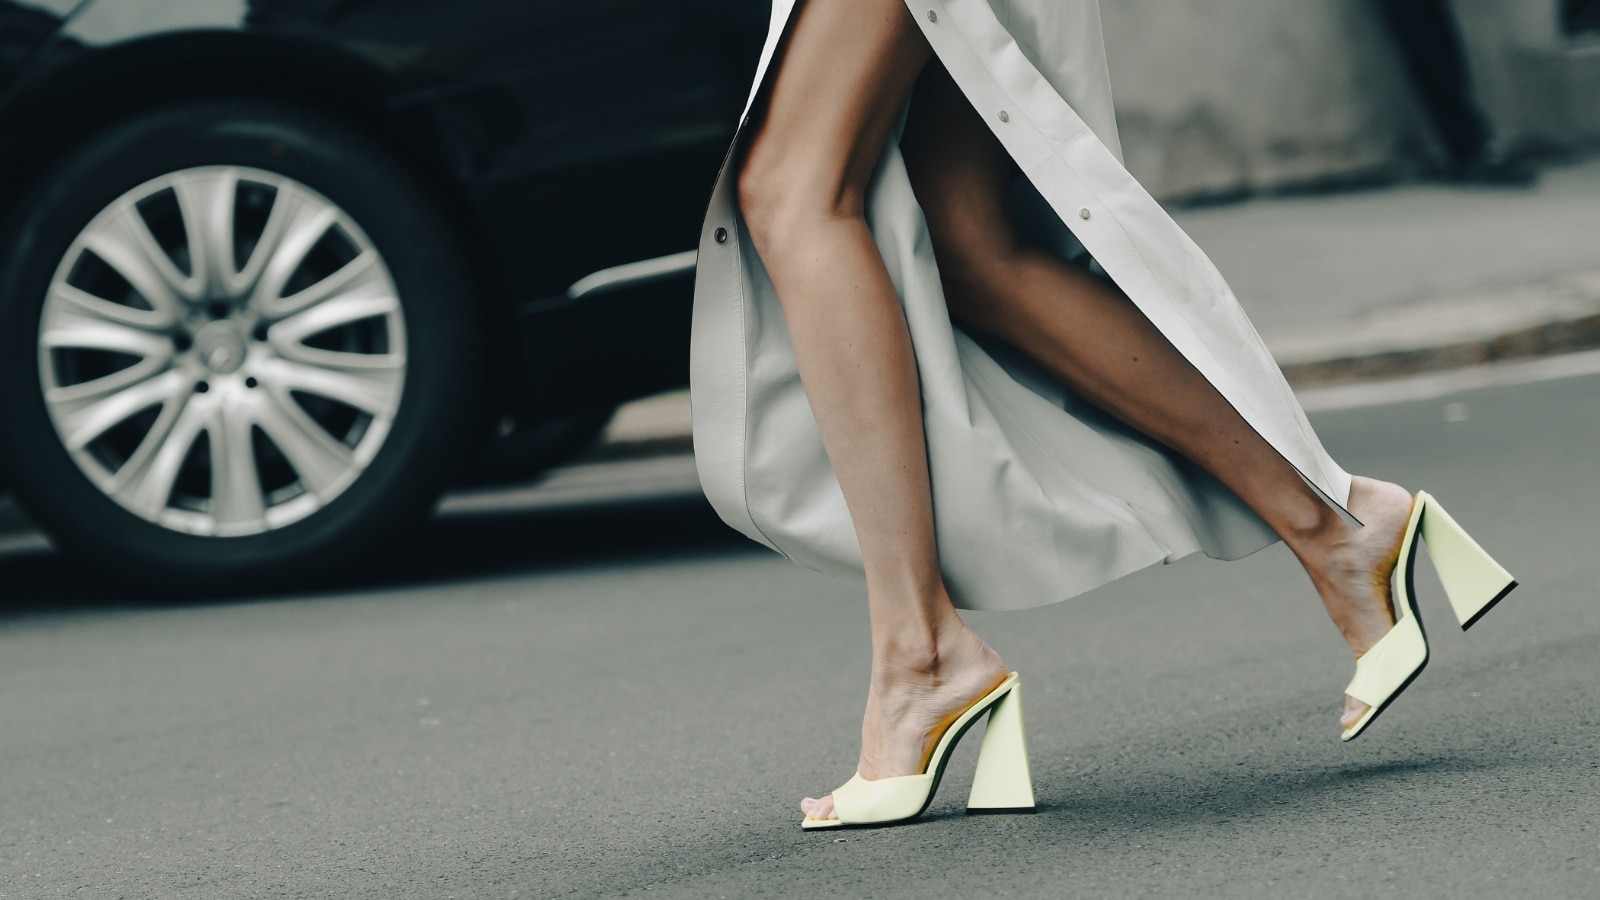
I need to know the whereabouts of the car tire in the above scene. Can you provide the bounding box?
[0,100,483,595]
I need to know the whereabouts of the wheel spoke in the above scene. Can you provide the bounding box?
[110,396,210,520]
[255,355,403,416]
[53,369,189,453]
[210,396,267,531]
[269,290,402,365]
[172,169,240,297]
[264,250,383,322]
[253,390,355,496]
[40,302,176,416]
[246,186,338,308]
[40,307,174,358]
[80,201,193,310]
[44,353,172,416]
[49,280,177,332]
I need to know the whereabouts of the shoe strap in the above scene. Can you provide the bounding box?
[831,771,937,824]
[1344,616,1425,707]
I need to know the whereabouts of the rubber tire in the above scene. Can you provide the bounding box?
[0,100,483,596]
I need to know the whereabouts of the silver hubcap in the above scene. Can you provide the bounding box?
[38,166,407,537]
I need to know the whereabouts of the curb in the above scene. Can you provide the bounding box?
[1268,268,1600,386]
[1277,313,1600,386]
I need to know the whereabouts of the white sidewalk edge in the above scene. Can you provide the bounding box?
[1294,348,1600,412]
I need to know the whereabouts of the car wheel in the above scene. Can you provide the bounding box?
[0,101,482,594]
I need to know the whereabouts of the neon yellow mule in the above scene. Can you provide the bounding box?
[801,671,1035,829]
[1341,491,1517,742]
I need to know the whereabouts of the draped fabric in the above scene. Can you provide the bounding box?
[689,0,1352,611]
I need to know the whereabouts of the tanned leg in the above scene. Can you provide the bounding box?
[736,1,1006,823]
[899,61,1415,730]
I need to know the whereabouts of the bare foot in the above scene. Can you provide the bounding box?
[1299,475,1416,729]
[800,613,1007,823]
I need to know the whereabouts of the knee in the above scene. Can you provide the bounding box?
[735,140,861,262]
[733,151,784,257]
[933,230,1025,330]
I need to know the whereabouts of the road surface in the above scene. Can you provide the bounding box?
[2,367,1597,898]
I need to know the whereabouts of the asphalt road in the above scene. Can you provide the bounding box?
[2,369,1598,899]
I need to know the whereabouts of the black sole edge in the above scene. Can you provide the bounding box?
[1343,655,1428,743]
[1460,580,1518,632]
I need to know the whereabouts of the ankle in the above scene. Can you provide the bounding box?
[1295,478,1412,578]
[1284,500,1348,550]
[875,609,987,670]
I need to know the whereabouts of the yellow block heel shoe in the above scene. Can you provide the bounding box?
[1417,492,1518,631]
[1341,491,1517,742]
[801,671,1035,829]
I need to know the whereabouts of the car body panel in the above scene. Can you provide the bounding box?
[0,0,767,427]
[0,1,78,86]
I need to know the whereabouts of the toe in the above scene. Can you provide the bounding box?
[801,794,836,821]
[1341,695,1371,729]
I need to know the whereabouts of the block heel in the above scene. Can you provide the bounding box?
[967,681,1036,813]
[1415,491,1518,630]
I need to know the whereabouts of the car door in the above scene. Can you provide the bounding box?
[375,0,771,408]
[242,0,760,294]
[468,0,768,300]
[244,0,772,408]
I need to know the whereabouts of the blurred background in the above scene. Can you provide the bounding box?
[1,2,1598,897]
[1104,0,1600,198]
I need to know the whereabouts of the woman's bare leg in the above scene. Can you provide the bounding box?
[899,62,1416,729]
[736,1,1005,821]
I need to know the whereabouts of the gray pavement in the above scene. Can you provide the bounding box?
[1178,159,1600,338]
[3,366,1598,898]
[1181,158,1600,382]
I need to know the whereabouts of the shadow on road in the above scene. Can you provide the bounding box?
[380,493,763,587]
[0,493,762,619]
[1022,754,1493,830]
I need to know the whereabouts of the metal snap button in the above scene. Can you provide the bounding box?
[714,227,728,244]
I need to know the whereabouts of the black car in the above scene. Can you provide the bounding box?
[0,0,767,590]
